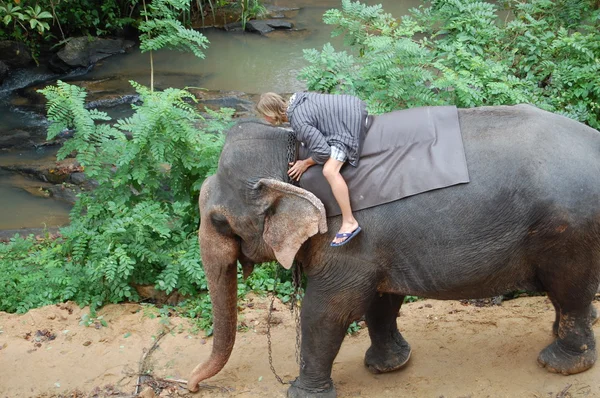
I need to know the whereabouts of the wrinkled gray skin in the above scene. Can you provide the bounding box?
[188,105,600,397]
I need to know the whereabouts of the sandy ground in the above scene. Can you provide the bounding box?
[1,295,599,398]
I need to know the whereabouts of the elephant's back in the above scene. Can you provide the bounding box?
[456,104,600,209]
[458,104,600,167]
[365,104,600,258]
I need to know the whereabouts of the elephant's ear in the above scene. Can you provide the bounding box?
[256,179,328,269]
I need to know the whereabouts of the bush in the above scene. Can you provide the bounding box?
[35,80,234,307]
[0,234,80,313]
[300,0,600,128]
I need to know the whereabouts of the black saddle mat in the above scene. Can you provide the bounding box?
[298,106,470,216]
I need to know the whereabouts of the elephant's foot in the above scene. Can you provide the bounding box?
[537,341,597,375]
[364,336,412,374]
[287,378,336,398]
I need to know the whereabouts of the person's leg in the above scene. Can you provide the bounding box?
[322,157,360,245]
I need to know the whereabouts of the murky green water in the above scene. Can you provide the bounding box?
[85,0,422,93]
[0,0,420,230]
[0,168,71,230]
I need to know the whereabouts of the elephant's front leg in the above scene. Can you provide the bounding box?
[287,281,368,398]
[364,293,412,373]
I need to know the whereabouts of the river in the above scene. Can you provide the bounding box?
[0,0,421,231]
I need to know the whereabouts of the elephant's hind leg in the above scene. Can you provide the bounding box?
[364,293,412,374]
[549,295,599,337]
[538,254,598,375]
[538,304,597,374]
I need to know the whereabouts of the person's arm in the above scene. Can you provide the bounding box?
[293,122,331,165]
[288,157,316,181]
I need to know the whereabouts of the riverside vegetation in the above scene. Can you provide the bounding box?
[1,0,599,335]
[0,0,268,57]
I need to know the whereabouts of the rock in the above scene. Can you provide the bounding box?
[137,386,155,398]
[0,41,33,68]
[69,172,88,185]
[158,386,177,397]
[1,157,80,184]
[132,284,190,305]
[47,183,81,204]
[22,185,51,198]
[0,129,32,149]
[82,341,92,347]
[0,227,60,242]
[0,61,8,85]
[246,19,293,35]
[223,21,244,32]
[0,125,60,150]
[54,37,135,70]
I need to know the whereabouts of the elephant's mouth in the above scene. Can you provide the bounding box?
[238,251,258,279]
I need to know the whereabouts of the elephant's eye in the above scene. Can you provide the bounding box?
[210,213,234,237]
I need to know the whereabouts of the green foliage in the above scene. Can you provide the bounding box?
[404,295,421,303]
[41,0,134,37]
[238,0,265,30]
[300,0,600,128]
[347,321,361,335]
[0,0,53,56]
[139,0,209,58]
[0,2,52,33]
[136,262,297,337]
[32,80,233,307]
[0,234,82,313]
[0,0,134,51]
[173,294,214,335]
[243,262,299,304]
[79,308,108,328]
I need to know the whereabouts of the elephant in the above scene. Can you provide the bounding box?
[187,104,600,397]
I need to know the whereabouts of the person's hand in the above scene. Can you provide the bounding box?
[288,159,310,181]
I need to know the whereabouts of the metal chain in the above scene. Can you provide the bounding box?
[266,261,304,384]
[291,263,304,368]
[265,130,304,383]
[285,131,299,186]
[266,264,287,385]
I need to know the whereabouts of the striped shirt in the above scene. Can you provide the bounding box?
[286,92,367,167]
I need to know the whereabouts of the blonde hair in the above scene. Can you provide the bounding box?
[256,92,288,125]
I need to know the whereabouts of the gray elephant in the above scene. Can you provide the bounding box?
[187,104,600,397]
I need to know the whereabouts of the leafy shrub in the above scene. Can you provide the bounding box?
[0,0,53,58]
[244,262,299,304]
[0,234,81,313]
[300,0,600,128]
[48,0,135,37]
[36,80,233,306]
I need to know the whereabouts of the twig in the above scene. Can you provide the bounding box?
[134,327,173,395]
[154,377,188,385]
[556,383,572,398]
[49,0,66,42]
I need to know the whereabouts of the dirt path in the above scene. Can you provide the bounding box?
[1,296,599,398]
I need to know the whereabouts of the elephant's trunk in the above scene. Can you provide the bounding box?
[188,180,240,392]
[187,258,238,391]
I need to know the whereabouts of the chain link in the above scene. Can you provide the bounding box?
[266,261,304,384]
[291,263,304,368]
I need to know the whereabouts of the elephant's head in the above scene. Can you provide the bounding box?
[188,121,327,391]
